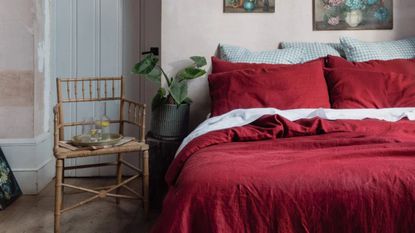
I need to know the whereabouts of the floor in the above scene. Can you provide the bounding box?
[0,178,158,233]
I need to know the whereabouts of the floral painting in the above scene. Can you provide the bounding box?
[0,149,21,210]
[224,0,275,13]
[313,0,393,30]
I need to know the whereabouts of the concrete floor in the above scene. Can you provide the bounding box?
[0,178,157,233]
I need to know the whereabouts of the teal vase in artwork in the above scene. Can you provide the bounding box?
[243,0,256,12]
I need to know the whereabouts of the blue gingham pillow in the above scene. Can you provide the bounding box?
[220,44,304,64]
[340,37,415,62]
[281,42,345,62]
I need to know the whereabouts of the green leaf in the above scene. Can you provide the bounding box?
[176,67,206,81]
[159,87,167,96]
[169,79,188,105]
[151,88,167,110]
[132,54,159,75]
[146,67,162,84]
[190,56,207,68]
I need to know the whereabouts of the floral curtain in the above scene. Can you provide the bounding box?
[0,148,21,210]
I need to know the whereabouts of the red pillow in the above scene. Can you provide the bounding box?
[326,55,415,76]
[211,56,293,73]
[209,59,330,116]
[325,68,415,109]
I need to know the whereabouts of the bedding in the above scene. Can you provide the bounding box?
[325,68,415,108]
[340,37,415,62]
[152,108,415,233]
[220,44,304,64]
[177,108,415,154]
[211,56,291,74]
[211,57,324,74]
[280,42,344,62]
[208,59,330,116]
[326,55,415,76]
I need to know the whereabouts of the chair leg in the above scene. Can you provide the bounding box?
[55,159,64,233]
[143,150,149,218]
[61,162,65,206]
[116,153,122,204]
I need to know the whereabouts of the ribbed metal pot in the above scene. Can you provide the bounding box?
[150,103,190,140]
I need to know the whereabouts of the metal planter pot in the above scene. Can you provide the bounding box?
[150,103,190,140]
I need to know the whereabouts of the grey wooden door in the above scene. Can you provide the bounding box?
[55,0,160,177]
[56,0,124,177]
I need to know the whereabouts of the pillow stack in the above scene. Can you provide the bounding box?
[326,55,415,75]
[325,55,415,109]
[210,38,415,116]
[340,37,415,62]
[209,59,330,116]
[325,68,415,109]
[327,37,415,108]
[220,44,304,64]
[280,42,345,62]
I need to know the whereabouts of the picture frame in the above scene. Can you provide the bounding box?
[223,0,275,13]
[0,148,21,210]
[313,0,393,30]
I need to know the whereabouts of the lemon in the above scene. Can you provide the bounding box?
[101,121,110,127]
[89,129,97,136]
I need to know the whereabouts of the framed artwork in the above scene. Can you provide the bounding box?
[313,0,393,30]
[0,148,21,210]
[224,0,275,13]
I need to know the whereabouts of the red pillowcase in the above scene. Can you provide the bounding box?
[211,56,292,73]
[326,55,415,76]
[325,68,415,109]
[209,59,330,116]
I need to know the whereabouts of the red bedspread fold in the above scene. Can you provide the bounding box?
[153,115,415,233]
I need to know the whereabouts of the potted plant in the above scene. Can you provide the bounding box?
[132,54,207,140]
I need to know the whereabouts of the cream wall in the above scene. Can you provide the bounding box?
[0,0,48,138]
[0,0,54,194]
[0,0,36,138]
[161,0,415,128]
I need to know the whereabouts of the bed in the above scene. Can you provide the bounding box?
[151,108,415,233]
[152,44,415,232]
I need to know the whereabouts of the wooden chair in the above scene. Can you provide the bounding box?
[53,77,149,233]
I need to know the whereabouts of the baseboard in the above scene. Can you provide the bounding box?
[13,158,55,194]
[1,132,54,194]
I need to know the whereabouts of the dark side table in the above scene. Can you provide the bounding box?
[146,133,182,210]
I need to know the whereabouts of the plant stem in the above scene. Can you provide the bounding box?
[157,65,172,86]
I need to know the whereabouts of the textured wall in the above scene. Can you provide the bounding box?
[161,0,415,128]
[0,0,36,138]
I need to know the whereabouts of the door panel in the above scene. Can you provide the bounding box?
[56,0,123,177]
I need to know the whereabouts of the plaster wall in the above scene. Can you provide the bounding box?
[0,0,36,138]
[0,0,54,194]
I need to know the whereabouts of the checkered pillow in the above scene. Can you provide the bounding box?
[340,37,415,62]
[220,44,304,64]
[281,42,345,62]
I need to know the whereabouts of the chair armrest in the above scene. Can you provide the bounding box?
[123,98,146,108]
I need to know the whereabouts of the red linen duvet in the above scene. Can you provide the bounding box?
[152,115,415,233]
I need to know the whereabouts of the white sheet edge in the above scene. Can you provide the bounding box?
[176,108,415,156]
